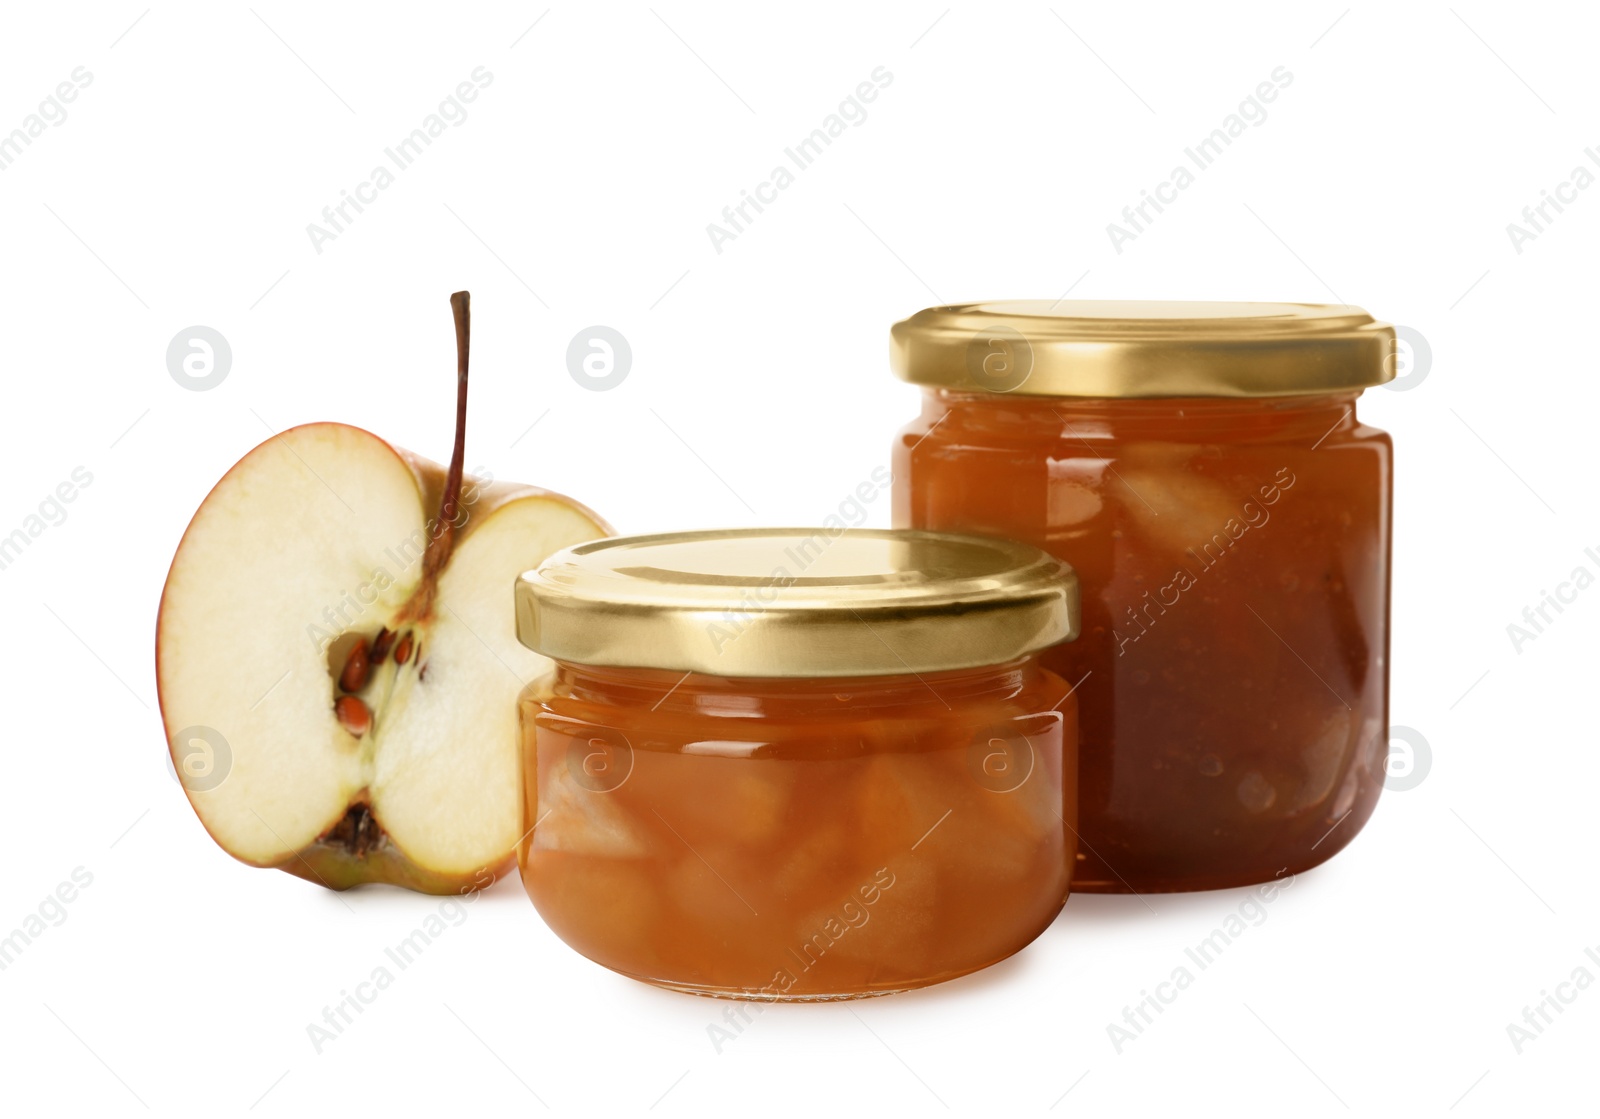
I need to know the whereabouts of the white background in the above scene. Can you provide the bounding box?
[0,2,1592,1115]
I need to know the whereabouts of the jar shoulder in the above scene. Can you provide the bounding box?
[524,666,1073,742]
[895,410,1393,454]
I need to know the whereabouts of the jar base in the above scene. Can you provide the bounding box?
[611,952,1031,1001]
[1072,863,1315,894]
[645,979,912,1002]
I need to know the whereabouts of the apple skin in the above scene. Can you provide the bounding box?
[284,835,514,895]
[156,421,610,894]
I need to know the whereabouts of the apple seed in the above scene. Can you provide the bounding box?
[394,632,415,665]
[339,637,371,693]
[370,627,395,663]
[335,694,372,737]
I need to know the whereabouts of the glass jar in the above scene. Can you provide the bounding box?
[513,528,1080,999]
[891,302,1394,893]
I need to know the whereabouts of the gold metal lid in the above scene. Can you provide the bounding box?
[891,300,1396,397]
[516,528,1079,678]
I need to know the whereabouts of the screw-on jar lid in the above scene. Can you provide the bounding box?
[891,300,1397,397]
[515,528,1078,678]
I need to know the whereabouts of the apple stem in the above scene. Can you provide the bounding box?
[442,291,470,531]
[399,291,472,624]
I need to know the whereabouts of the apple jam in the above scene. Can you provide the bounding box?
[890,302,1395,893]
[513,529,1080,999]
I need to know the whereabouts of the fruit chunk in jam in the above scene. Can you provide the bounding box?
[518,659,1076,999]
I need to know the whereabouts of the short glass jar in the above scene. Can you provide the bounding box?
[514,528,1080,999]
[891,302,1394,893]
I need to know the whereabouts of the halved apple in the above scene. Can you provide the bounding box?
[156,293,608,893]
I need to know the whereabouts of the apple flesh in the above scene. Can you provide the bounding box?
[156,294,608,893]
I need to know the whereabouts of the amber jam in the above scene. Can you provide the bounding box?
[518,659,1075,999]
[891,302,1395,893]
[513,529,1080,998]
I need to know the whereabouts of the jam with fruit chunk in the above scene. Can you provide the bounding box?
[514,528,1080,999]
[891,301,1395,893]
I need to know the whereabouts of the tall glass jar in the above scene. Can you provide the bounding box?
[513,528,1081,998]
[891,302,1394,893]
